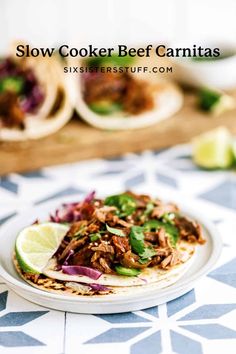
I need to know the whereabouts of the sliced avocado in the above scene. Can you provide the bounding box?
[115,265,141,277]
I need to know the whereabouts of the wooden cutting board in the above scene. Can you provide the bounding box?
[1,91,236,175]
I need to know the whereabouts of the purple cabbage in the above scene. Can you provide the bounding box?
[50,206,81,223]
[0,57,44,113]
[67,281,110,293]
[50,191,96,224]
[83,190,96,203]
[62,265,102,280]
[87,283,110,292]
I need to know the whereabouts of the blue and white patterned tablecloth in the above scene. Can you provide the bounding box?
[0,145,236,354]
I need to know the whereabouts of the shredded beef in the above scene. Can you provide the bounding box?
[83,70,155,116]
[112,236,130,255]
[58,237,88,262]
[0,92,25,128]
[175,217,205,244]
[160,249,181,269]
[121,250,151,269]
[91,241,114,254]
[152,203,179,219]
[53,191,205,274]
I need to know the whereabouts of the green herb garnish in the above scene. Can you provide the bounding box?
[86,54,135,68]
[129,226,145,254]
[140,247,157,259]
[144,202,154,216]
[129,226,156,262]
[106,224,125,237]
[104,193,137,217]
[162,213,176,224]
[199,88,221,112]
[0,76,24,94]
[89,233,101,242]
[198,88,235,115]
[192,52,235,62]
[144,220,179,247]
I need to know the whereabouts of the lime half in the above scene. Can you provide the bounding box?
[15,222,69,274]
[192,127,234,169]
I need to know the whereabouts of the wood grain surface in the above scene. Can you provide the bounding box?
[1,92,236,175]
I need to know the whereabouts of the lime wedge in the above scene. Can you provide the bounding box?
[192,127,234,169]
[232,141,236,162]
[15,222,69,274]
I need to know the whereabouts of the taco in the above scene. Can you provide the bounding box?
[0,49,73,141]
[69,55,183,130]
[14,191,205,297]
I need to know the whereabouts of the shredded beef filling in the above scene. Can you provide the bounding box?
[0,92,25,129]
[83,71,155,115]
[52,191,205,275]
[0,57,44,128]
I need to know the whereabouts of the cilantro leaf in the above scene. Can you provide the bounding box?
[129,226,156,261]
[162,212,176,224]
[140,247,157,259]
[198,88,221,112]
[129,226,146,254]
[144,219,179,247]
[106,224,125,237]
[144,202,154,216]
[89,233,101,242]
[104,193,137,217]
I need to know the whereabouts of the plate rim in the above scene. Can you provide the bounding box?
[0,194,222,304]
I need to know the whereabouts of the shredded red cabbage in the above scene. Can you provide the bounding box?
[50,191,96,223]
[84,190,96,203]
[87,283,110,291]
[50,206,81,223]
[0,57,44,113]
[62,265,102,280]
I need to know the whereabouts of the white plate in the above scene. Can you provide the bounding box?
[0,195,222,314]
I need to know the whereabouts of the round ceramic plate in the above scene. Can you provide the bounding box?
[0,195,222,314]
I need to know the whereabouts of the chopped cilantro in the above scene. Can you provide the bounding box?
[162,213,176,224]
[198,88,221,112]
[89,233,101,242]
[144,219,179,247]
[104,193,137,217]
[144,202,154,216]
[129,226,156,262]
[106,224,125,237]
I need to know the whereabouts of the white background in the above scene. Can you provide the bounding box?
[0,0,236,52]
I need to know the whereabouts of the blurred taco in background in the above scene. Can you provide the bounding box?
[70,55,183,130]
[0,45,73,141]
